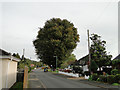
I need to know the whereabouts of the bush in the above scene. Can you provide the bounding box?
[92,73,99,81]
[103,68,112,75]
[84,71,91,76]
[97,78,100,81]
[114,74,120,83]
[111,69,119,75]
[99,75,107,82]
[107,75,115,84]
[94,71,103,75]
[88,75,92,81]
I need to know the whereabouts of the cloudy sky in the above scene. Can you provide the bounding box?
[0,0,118,61]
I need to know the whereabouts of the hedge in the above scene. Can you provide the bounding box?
[107,75,115,84]
[92,73,99,81]
[111,69,120,75]
[114,74,120,83]
[89,74,120,84]
[99,75,107,83]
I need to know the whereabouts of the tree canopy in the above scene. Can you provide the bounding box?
[12,53,42,71]
[33,18,79,68]
[90,34,112,70]
[60,54,76,69]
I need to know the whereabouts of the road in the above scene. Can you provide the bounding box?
[28,69,101,89]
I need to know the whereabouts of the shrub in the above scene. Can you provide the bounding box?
[99,75,107,82]
[112,83,120,86]
[84,71,91,76]
[103,68,112,75]
[107,75,115,84]
[114,74,120,83]
[92,73,99,81]
[97,78,100,81]
[94,71,103,75]
[88,75,92,81]
[111,69,119,75]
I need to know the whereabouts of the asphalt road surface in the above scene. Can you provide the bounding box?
[29,69,101,89]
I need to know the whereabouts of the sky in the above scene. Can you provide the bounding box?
[0,0,119,61]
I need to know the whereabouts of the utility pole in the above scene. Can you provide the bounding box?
[87,30,91,73]
[23,49,25,61]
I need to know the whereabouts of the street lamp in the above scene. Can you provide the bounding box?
[53,56,57,73]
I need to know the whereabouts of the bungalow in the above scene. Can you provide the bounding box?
[113,54,120,60]
[0,49,20,89]
[112,54,120,69]
[71,55,89,73]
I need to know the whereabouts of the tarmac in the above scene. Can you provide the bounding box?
[28,69,120,90]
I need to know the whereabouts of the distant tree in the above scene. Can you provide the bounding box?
[90,34,112,71]
[33,18,79,68]
[60,54,76,69]
[13,53,21,59]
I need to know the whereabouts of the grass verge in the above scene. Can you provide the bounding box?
[10,82,23,89]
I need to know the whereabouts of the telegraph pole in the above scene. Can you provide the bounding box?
[87,30,91,73]
[23,49,25,61]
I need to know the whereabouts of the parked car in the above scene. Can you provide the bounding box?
[44,67,48,72]
[63,68,72,73]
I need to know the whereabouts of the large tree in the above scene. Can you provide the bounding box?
[90,34,112,70]
[60,54,76,69]
[33,18,79,68]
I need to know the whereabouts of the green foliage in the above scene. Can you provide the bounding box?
[99,75,107,82]
[61,62,68,69]
[33,18,79,68]
[107,75,115,84]
[13,53,21,59]
[92,73,99,81]
[97,78,100,81]
[112,83,120,86]
[60,54,76,69]
[111,69,120,75]
[10,82,23,89]
[90,34,112,69]
[112,59,120,65]
[16,54,42,73]
[88,75,92,81]
[90,74,120,84]
[112,59,120,69]
[90,60,98,72]
[114,74,120,83]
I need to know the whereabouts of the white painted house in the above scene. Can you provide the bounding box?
[0,49,20,89]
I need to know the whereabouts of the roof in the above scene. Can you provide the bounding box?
[0,49,20,62]
[71,55,89,65]
[0,49,10,55]
[113,54,120,60]
[78,54,89,62]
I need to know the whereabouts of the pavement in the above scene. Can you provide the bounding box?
[28,68,120,90]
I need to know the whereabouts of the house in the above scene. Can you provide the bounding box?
[113,54,120,60]
[0,49,20,89]
[112,54,120,69]
[71,55,89,73]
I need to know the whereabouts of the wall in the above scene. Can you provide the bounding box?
[0,59,17,89]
